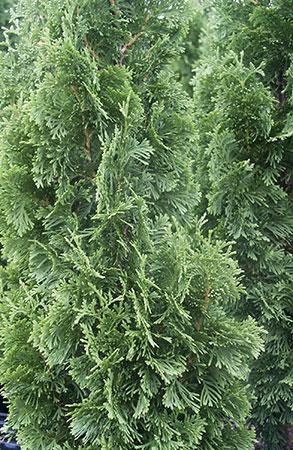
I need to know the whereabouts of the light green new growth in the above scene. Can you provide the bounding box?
[0,1,263,449]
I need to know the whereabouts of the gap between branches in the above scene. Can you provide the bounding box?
[196,286,211,332]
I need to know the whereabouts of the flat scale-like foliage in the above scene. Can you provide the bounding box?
[0,1,263,449]
[192,1,293,448]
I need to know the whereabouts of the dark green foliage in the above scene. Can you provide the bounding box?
[193,1,293,448]
[0,1,263,449]
[173,1,204,94]
[0,0,13,40]
[0,0,16,44]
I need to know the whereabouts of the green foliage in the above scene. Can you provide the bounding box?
[0,0,14,42]
[173,1,204,94]
[0,0,17,272]
[0,0,18,49]
[0,0,264,449]
[193,1,293,448]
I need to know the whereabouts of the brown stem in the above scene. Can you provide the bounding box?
[120,31,145,65]
[196,286,211,332]
[119,14,150,65]
[109,0,115,5]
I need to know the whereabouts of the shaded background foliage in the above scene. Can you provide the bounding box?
[187,1,293,449]
[0,0,14,42]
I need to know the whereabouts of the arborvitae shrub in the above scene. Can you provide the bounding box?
[0,1,263,449]
[192,1,293,448]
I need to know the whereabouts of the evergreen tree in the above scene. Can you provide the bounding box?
[192,1,293,448]
[0,0,262,449]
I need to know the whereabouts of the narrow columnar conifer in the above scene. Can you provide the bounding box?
[0,1,263,449]
[192,1,293,448]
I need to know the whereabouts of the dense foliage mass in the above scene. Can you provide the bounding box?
[0,0,16,415]
[0,0,264,449]
[173,2,204,94]
[192,1,293,448]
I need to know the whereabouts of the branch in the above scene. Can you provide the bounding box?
[83,35,97,60]
[71,85,81,104]
[196,286,211,332]
[120,31,145,65]
[109,0,115,5]
[84,128,94,156]
[120,31,144,66]
[119,14,150,65]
